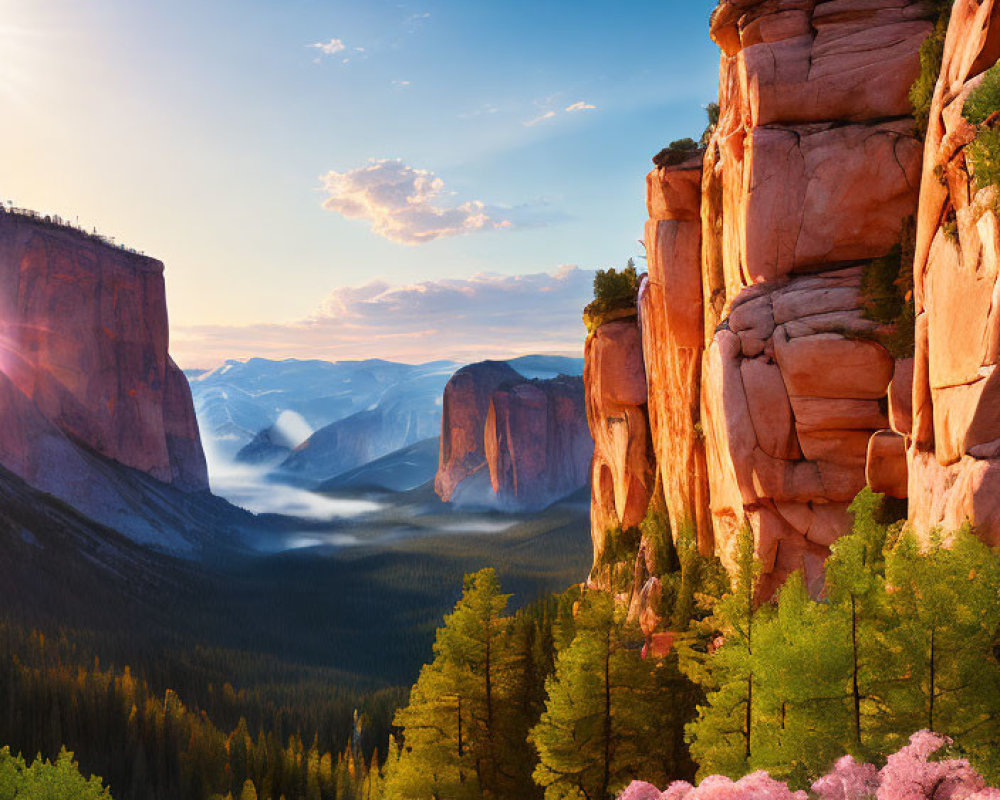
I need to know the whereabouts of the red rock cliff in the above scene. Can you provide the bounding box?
[0,211,208,495]
[484,375,592,511]
[908,0,1000,545]
[591,0,946,597]
[585,316,655,584]
[436,361,592,510]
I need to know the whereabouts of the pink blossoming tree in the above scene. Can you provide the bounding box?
[619,732,997,800]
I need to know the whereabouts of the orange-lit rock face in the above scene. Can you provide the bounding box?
[700,270,895,597]
[640,159,713,557]
[484,376,592,511]
[693,0,927,595]
[585,317,654,583]
[908,0,1000,546]
[0,212,207,492]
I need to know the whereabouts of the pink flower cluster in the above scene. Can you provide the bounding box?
[619,771,806,800]
[619,732,1000,800]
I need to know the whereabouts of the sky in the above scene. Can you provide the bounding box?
[0,0,720,368]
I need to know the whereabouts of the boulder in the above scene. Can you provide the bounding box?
[866,430,909,499]
[713,0,932,125]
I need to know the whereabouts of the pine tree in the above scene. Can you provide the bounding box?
[682,524,763,780]
[883,525,1000,775]
[752,573,855,786]
[239,778,258,800]
[433,569,511,798]
[383,569,520,800]
[530,591,695,800]
[748,491,901,785]
[530,592,620,800]
[823,489,900,760]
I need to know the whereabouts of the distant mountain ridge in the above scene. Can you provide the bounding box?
[188,355,584,495]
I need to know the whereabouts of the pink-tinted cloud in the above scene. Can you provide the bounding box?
[172,266,594,369]
[320,159,516,245]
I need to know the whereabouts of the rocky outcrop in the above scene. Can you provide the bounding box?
[592,0,938,597]
[908,0,1000,546]
[484,376,591,511]
[436,362,592,511]
[0,211,208,497]
[692,0,929,594]
[641,156,713,557]
[585,317,655,578]
[436,361,523,501]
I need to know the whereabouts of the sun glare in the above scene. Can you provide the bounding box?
[0,4,60,106]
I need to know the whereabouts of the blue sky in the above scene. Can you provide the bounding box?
[0,0,720,367]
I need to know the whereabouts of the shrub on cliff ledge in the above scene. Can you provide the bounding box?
[963,63,1000,193]
[859,223,916,359]
[963,62,1000,125]
[909,1,954,136]
[653,138,701,168]
[701,103,720,146]
[585,259,642,328]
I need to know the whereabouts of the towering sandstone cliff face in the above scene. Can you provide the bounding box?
[908,0,1000,545]
[437,361,592,511]
[0,212,208,516]
[699,0,931,595]
[588,0,973,597]
[586,317,655,571]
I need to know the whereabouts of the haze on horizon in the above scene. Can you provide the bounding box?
[0,0,718,369]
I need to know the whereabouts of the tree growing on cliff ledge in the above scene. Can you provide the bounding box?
[584,259,642,328]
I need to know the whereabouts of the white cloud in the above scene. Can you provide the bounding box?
[172,267,595,368]
[523,99,597,126]
[523,110,557,127]
[392,80,411,87]
[319,159,515,245]
[308,38,346,56]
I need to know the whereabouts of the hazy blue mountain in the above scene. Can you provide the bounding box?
[504,355,584,379]
[318,437,441,493]
[187,358,459,460]
[189,355,585,503]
